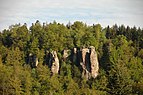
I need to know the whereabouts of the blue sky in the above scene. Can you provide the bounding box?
[0,0,143,31]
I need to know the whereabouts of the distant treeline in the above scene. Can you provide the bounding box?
[0,20,143,95]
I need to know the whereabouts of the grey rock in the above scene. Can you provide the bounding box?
[90,46,99,78]
[51,51,59,74]
[80,46,99,79]
[63,49,70,61]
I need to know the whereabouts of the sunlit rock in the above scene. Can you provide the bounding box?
[51,51,59,74]
[63,49,70,61]
[89,46,99,78]
[80,46,99,80]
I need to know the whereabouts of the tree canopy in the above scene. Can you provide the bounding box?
[0,21,143,95]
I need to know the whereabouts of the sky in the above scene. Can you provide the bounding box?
[0,0,143,31]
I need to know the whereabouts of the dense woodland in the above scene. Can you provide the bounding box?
[0,20,143,95]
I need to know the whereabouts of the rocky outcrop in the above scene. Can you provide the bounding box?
[45,51,53,68]
[89,46,99,78]
[28,46,99,79]
[45,50,59,74]
[28,53,38,68]
[63,49,70,61]
[80,48,90,79]
[72,48,77,63]
[61,46,99,79]
[51,51,59,74]
[35,57,39,67]
[80,46,99,79]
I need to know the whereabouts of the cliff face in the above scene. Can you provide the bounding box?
[63,49,70,61]
[28,53,38,68]
[80,46,99,79]
[80,48,90,79]
[63,46,99,79]
[28,46,99,79]
[72,48,78,64]
[44,50,59,74]
[51,51,59,74]
[89,46,99,78]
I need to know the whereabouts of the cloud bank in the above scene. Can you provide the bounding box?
[0,0,143,31]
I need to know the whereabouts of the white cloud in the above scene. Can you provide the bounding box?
[0,0,143,31]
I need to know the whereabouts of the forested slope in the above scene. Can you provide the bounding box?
[0,20,143,95]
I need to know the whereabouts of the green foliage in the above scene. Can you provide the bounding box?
[0,21,143,94]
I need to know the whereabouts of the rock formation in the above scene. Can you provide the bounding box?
[28,53,38,68]
[28,46,99,79]
[51,51,59,74]
[63,49,70,61]
[61,46,99,79]
[35,57,39,67]
[89,46,99,78]
[45,50,59,74]
[79,46,99,79]
[80,48,90,79]
[72,48,77,63]
[45,51,53,68]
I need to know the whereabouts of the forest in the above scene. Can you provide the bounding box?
[0,20,143,95]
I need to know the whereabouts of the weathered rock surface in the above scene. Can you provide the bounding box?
[51,51,59,74]
[63,49,70,61]
[80,48,90,79]
[44,50,59,74]
[89,46,99,78]
[79,46,99,79]
[28,46,99,79]
[35,57,39,67]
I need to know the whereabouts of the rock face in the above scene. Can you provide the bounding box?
[28,53,38,68]
[63,49,70,61]
[45,51,53,68]
[89,46,99,78]
[45,50,59,74]
[80,48,90,79]
[51,51,59,74]
[61,46,99,79]
[80,46,99,79]
[28,46,99,79]
[72,48,77,64]
[35,57,39,67]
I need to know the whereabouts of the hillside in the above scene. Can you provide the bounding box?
[0,21,143,95]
